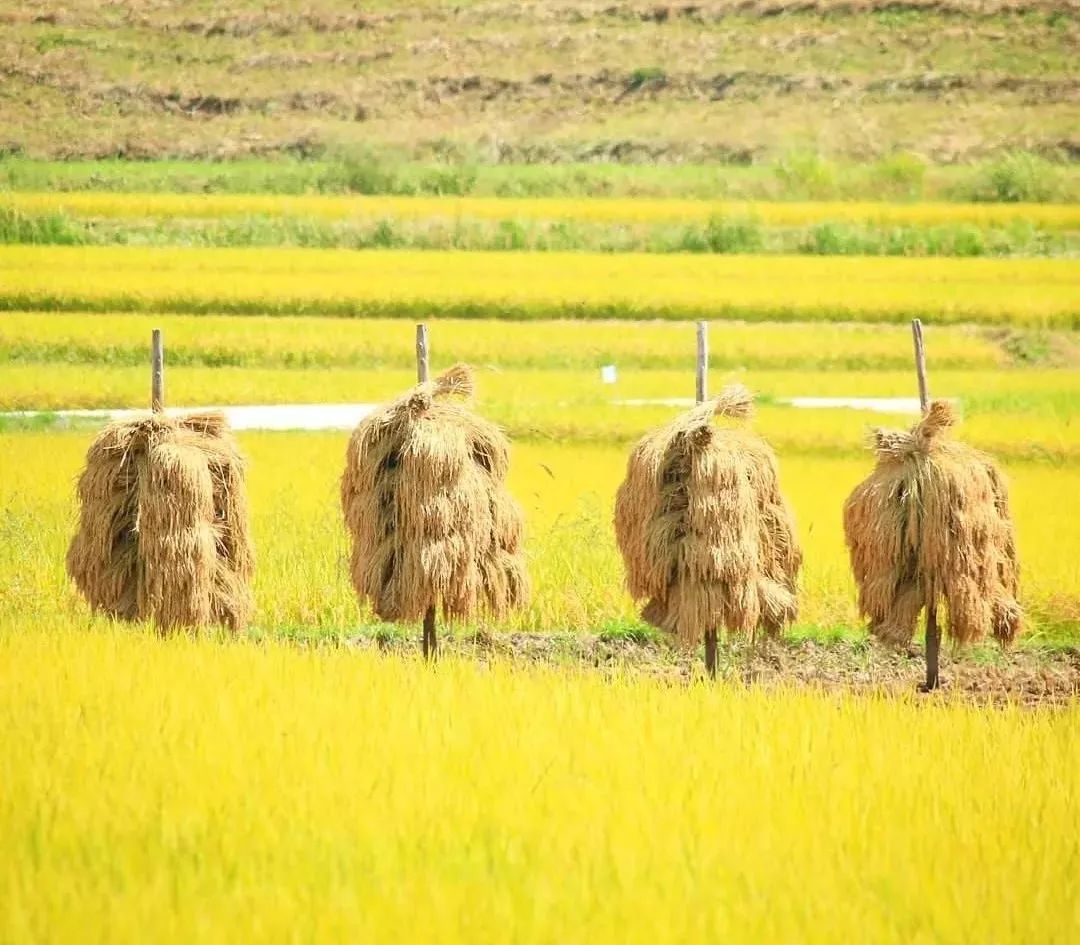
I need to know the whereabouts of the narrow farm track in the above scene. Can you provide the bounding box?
[352,631,1080,707]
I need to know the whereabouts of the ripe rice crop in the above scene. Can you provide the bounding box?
[1,623,1077,945]
[6,192,1079,229]
[0,312,1009,371]
[2,360,1076,462]
[1,246,1076,326]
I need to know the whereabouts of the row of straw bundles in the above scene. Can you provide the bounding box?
[66,369,1021,660]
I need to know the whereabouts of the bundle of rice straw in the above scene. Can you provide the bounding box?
[843,399,1022,648]
[614,384,802,647]
[340,364,528,623]
[67,412,255,632]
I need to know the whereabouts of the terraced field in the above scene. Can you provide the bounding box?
[2,245,1077,324]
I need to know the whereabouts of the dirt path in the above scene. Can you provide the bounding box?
[347,632,1079,707]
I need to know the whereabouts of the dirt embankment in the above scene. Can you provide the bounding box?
[348,631,1080,707]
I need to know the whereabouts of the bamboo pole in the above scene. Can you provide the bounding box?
[695,320,708,405]
[416,323,437,660]
[912,318,929,413]
[695,321,718,677]
[151,329,164,413]
[912,319,939,691]
[416,323,430,384]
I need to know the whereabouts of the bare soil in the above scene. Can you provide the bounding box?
[349,631,1080,706]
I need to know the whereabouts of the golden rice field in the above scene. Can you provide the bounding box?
[2,192,1078,944]
[2,246,1077,326]
[4,364,1078,461]
[3,431,1077,638]
[0,311,1010,370]
[6,191,1080,229]
[2,625,1076,945]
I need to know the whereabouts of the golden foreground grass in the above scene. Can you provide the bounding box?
[7,192,1080,229]
[1,624,1078,945]
[2,246,1076,326]
[3,431,1077,638]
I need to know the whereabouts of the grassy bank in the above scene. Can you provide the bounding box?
[3,155,1077,203]
[3,200,1076,257]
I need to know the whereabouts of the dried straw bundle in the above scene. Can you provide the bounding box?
[67,412,254,631]
[340,364,528,623]
[614,385,802,647]
[843,400,1022,647]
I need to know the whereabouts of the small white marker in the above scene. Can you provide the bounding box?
[600,365,618,384]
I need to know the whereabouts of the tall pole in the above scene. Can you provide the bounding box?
[416,323,436,659]
[696,321,717,677]
[912,318,929,414]
[912,319,939,691]
[151,329,164,413]
[695,320,708,405]
[416,323,430,384]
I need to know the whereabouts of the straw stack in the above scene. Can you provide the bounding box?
[67,411,254,631]
[843,399,1022,648]
[340,364,528,624]
[614,384,802,648]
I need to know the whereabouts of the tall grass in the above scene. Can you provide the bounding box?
[0,208,1072,257]
[2,155,1077,202]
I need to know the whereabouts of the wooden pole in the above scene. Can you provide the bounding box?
[423,605,437,662]
[696,321,717,677]
[695,320,708,404]
[704,628,718,680]
[921,608,941,692]
[416,323,430,383]
[912,318,929,414]
[151,328,164,413]
[912,319,940,690]
[415,323,437,660]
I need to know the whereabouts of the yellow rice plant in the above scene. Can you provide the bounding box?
[0,246,1075,326]
[6,192,1079,229]
[0,624,1077,945]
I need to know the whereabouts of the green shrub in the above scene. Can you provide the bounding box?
[872,153,927,200]
[0,206,86,244]
[964,152,1063,203]
[774,150,838,199]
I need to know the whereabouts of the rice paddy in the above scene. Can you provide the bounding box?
[4,429,1077,640]
[7,191,1080,229]
[2,182,1077,944]
[3,625,1077,945]
[1,245,1077,325]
